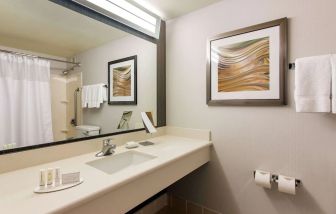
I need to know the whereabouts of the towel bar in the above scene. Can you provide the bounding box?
[70,84,108,126]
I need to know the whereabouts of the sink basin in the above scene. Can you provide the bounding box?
[86,151,156,174]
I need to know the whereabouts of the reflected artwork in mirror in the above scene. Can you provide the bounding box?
[108,55,138,105]
[0,0,165,154]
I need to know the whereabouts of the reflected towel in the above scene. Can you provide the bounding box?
[82,84,107,108]
[294,55,332,112]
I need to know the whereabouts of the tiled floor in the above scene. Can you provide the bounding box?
[157,207,191,214]
[135,194,221,214]
[156,205,220,214]
[156,207,173,214]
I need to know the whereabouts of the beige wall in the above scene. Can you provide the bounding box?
[166,0,336,213]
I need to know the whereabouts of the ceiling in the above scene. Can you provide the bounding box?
[0,0,220,57]
[132,0,221,20]
[0,0,128,57]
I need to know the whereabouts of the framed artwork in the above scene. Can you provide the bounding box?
[108,55,137,105]
[206,18,287,106]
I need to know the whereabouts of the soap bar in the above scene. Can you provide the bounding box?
[125,141,138,149]
[62,172,80,185]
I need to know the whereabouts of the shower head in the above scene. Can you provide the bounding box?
[62,68,74,75]
[62,64,80,75]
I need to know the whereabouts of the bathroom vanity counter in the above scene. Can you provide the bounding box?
[0,133,211,214]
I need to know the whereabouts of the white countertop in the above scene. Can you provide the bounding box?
[0,135,211,214]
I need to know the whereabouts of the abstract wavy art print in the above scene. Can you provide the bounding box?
[214,37,270,92]
[113,65,132,96]
[207,18,287,105]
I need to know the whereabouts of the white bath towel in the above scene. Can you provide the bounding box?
[331,55,336,113]
[294,55,332,112]
[82,84,107,108]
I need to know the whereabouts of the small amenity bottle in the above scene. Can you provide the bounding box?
[47,168,54,186]
[54,168,61,186]
[39,169,46,189]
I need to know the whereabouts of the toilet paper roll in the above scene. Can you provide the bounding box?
[278,175,296,195]
[254,170,271,189]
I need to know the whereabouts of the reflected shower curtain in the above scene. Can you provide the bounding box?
[0,52,53,149]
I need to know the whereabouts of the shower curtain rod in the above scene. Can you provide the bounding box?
[0,48,81,66]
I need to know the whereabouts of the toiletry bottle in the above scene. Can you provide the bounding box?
[47,168,54,186]
[39,169,46,188]
[54,168,61,186]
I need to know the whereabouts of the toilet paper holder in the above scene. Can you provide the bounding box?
[253,171,301,187]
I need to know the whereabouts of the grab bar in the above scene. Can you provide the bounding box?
[71,88,80,126]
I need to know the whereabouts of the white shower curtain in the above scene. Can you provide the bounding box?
[0,52,54,148]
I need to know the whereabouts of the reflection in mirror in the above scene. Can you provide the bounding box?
[0,0,157,151]
[141,112,157,134]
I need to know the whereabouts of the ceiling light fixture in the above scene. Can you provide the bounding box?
[131,0,165,19]
[72,0,161,38]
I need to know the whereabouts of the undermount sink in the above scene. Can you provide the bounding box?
[86,151,156,174]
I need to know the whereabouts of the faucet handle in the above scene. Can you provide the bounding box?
[103,138,113,146]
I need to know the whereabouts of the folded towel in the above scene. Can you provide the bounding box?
[81,84,107,108]
[332,55,336,113]
[81,86,88,108]
[294,55,332,112]
[98,83,108,102]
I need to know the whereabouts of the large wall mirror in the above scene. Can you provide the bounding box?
[0,0,165,154]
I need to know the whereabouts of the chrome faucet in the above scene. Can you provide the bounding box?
[95,138,116,157]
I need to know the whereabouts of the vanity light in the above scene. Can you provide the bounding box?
[131,0,165,19]
[72,0,161,38]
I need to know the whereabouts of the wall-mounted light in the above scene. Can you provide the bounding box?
[72,0,161,38]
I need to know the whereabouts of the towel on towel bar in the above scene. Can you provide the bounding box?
[294,55,332,112]
[82,84,107,108]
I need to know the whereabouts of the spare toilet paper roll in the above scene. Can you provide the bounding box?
[254,170,271,189]
[278,175,296,195]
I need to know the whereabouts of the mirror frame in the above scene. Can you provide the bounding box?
[0,0,166,155]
